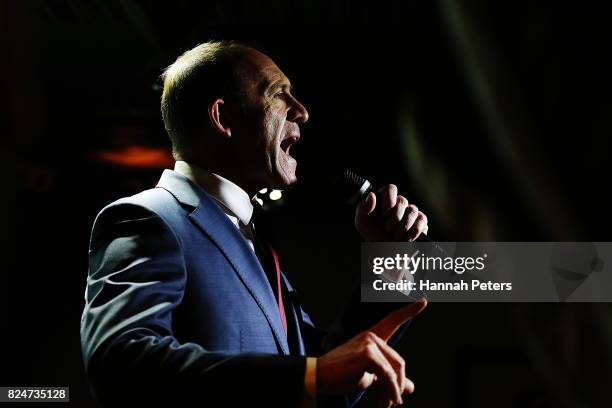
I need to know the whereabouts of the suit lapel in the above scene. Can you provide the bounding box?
[157,170,290,355]
[281,275,306,356]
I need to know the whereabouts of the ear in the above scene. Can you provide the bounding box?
[208,98,232,138]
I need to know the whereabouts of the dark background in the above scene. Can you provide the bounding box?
[2,0,612,407]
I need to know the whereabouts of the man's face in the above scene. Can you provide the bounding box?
[232,50,309,190]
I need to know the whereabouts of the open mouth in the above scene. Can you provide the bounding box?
[280,135,300,157]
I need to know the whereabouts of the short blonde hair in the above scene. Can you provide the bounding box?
[160,41,250,158]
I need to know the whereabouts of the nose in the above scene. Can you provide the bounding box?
[287,94,309,124]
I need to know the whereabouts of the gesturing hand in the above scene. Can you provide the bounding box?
[317,299,428,406]
[355,184,428,242]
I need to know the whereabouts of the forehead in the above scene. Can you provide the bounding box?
[239,49,291,91]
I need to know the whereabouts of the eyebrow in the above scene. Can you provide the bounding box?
[267,79,293,93]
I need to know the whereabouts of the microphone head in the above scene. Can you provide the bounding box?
[336,169,373,206]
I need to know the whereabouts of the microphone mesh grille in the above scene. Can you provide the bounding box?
[336,169,369,205]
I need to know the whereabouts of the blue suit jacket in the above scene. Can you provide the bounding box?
[81,170,407,407]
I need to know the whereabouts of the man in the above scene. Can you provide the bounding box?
[81,41,429,407]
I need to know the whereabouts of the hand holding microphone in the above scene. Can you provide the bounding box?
[337,170,429,242]
[355,184,429,242]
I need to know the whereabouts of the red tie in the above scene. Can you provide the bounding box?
[268,244,288,335]
[248,210,288,336]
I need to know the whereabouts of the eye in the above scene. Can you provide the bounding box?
[274,91,285,98]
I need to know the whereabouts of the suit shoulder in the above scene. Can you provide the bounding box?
[96,187,183,222]
[107,186,177,211]
[91,187,185,246]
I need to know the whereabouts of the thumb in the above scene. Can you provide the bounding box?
[369,298,428,342]
[357,192,376,216]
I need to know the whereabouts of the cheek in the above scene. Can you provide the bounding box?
[263,109,285,143]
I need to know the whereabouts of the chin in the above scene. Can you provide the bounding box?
[273,175,297,190]
[271,168,297,189]
[283,176,298,189]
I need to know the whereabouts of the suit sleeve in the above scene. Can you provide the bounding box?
[81,202,306,407]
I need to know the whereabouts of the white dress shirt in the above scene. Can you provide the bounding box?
[173,161,317,407]
[174,160,257,252]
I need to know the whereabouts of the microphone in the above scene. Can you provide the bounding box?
[336,169,448,253]
[336,169,376,208]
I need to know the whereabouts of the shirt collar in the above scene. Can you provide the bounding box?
[174,161,254,225]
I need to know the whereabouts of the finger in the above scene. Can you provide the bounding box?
[395,204,418,241]
[377,184,398,212]
[385,196,408,234]
[371,334,407,398]
[355,193,377,238]
[357,371,377,390]
[403,377,415,395]
[370,299,428,342]
[406,213,428,242]
[358,192,377,215]
[364,343,403,405]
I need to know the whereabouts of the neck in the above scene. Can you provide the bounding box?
[183,158,263,197]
